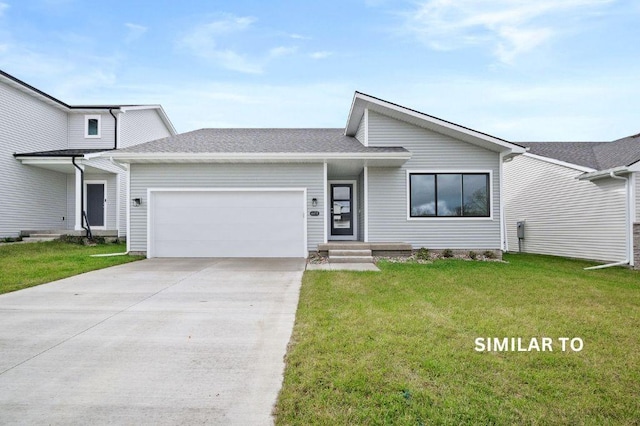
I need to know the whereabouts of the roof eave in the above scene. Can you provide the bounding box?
[105,151,412,163]
[577,166,630,181]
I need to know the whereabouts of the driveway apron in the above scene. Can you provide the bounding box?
[0,257,305,425]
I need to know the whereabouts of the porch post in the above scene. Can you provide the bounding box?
[74,163,84,231]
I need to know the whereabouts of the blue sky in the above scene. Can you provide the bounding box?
[0,0,638,141]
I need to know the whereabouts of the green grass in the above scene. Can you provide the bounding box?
[275,253,640,425]
[0,241,143,294]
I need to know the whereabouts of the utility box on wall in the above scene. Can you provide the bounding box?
[517,221,525,239]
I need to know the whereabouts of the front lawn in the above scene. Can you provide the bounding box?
[0,241,143,294]
[276,254,640,424]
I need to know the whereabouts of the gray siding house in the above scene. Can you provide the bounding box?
[504,136,640,269]
[109,92,525,258]
[0,70,176,239]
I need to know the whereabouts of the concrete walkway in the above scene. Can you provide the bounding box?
[0,258,305,425]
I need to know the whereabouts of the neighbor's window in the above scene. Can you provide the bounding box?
[85,115,101,138]
[409,173,490,217]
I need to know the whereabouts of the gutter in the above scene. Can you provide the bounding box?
[109,108,119,150]
[584,171,631,270]
[106,151,413,162]
[71,156,92,239]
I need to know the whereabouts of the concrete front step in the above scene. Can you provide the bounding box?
[329,249,372,257]
[318,242,412,257]
[22,237,59,242]
[330,256,374,263]
[29,234,62,238]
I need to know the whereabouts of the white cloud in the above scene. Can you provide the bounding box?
[269,46,297,58]
[289,33,310,40]
[309,51,332,59]
[124,22,148,43]
[179,15,262,74]
[0,2,9,16]
[402,0,614,63]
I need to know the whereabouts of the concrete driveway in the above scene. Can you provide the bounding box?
[0,258,305,425]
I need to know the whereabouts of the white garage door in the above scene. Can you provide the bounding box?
[149,189,306,258]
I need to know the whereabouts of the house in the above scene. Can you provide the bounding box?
[504,135,640,269]
[0,70,176,239]
[107,92,526,258]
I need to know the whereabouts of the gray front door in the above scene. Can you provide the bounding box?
[86,183,105,227]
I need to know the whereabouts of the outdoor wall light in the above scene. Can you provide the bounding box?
[311,198,318,207]
[132,198,142,207]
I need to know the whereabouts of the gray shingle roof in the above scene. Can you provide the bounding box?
[521,133,640,170]
[14,148,110,157]
[115,128,408,154]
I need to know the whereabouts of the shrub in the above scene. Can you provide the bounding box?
[416,247,430,260]
[468,251,477,260]
[483,250,497,259]
[442,249,454,258]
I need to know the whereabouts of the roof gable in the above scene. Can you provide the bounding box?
[345,92,525,154]
[0,69,175,135]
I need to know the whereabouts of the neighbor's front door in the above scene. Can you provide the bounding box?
[85,182,106,228]
[330,183,354,238]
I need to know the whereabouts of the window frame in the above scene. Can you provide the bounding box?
[406,170,493,220]
[84,114,101,138]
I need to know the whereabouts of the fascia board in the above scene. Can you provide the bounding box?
[106,152,412,163]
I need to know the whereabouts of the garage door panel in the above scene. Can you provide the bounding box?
[154,220,302,242]
[150,190,305,258]
[156,192,301,209]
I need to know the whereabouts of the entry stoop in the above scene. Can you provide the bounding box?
[328,249,373,264]
[22,233,62,242]
[318,242,413,258]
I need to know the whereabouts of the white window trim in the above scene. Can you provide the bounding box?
[85,114,101,138]
[406,169,494,221]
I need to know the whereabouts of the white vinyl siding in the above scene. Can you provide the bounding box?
[504,154,627,262]
[68,112,115,149]
[129,163,324,253]
[120,109,172,149]
[366,110,502,249]
[0,81,68,237]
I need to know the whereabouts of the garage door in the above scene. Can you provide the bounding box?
[149,189,306,258]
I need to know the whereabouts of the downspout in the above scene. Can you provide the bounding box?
[109,108,118,150]
[584,171,631,270]
[72,156,90,238]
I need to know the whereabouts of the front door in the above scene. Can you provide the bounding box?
[85,182,106,228]
[330,183,354,238]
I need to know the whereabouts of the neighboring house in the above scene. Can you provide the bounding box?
[0,70,176,239]
[108,92,525,258]
[504,135,640,268]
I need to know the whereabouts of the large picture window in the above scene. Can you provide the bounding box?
[409,172,490,218]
